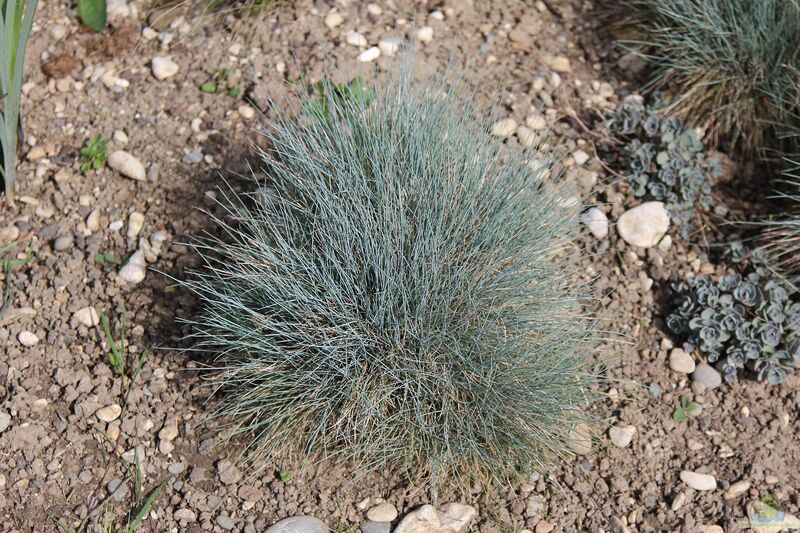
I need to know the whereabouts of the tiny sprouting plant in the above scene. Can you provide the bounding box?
[610,96,723,238]
[0,234,34,319]
[306,77,374,122]
[667,253,800,384]
[0,0,39,199]
[277,469,291,483]
[80,134,108,172]
[671,395,699,422]
[78,0,106,31]
[180,66,598,490]
[199,67,239,96]
[99,307,127,376]
[94,251,120,269]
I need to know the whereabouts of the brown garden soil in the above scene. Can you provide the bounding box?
[1,0,798,532]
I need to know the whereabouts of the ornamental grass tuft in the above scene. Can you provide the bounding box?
[180,66,598,488]
[617,0,800,154]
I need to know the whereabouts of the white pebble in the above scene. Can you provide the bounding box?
[491,118,518,137]
[74,306,100,327]
[680,470,717,491]
[616,202,670,248]
[18,331,39,347]
[358,47,381,63]
[416,26,433,43]
[96,404,122,423]
[108,151,146,181]
[378,36,401,57]
[324,11,344,29]
[345,31,367,47]
[151,56,179,80]
[118,251,147,284]
[669,348,695,374]
[112,130,129,144]
[366,3,382,15]
[238,104,256,119]
[526,114,547,131]
[127,212,145,239]
[723,480,750,500]
[573,150,590,166]
[608,424,636,448]
[367,502,398,522]
[581,207,608,240]
[516,126,536,148]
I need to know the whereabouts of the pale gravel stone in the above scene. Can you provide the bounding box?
[608,425,636,448]
[96,404,122,422]
[680,470,717,491]
[491,118,518,137]
[723,480,750,499]
[669,348,695,374]
[108,150,146,181]
[127,212,145,240]
[118,251,147,284]
[74,306,99,327]
[324,11,344,29]
[346,31,367,47]
[366,502,398,523]
[616,202,670,248]
[581,207,608,239]
[358,47,381,63]
[18,331,39,347]
[151,56,179,80]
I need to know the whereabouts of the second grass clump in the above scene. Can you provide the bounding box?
[182,67,598,488]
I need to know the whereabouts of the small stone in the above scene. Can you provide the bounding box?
[238,104,256,119]
[182,151,203,164]
[0,226,20,243]
[174,508,197,522]
[358,47,381,63]
[27,146,47,160]
[54,234,74,251]
[216,514,235,530]
[416,26,433,43]
[608,425,636,448]
[671,492,686,511]
[108,151,146,181]
[159,421,179,441]
[573,150,590,165]
[151,56,179,80]
[367,502,398,523]
[361,522,390,533]
[549,56,571,72]
[346,31,367,47]
[491,118,517,137]
[86,209,101,232]
[534,521,554,533]
[692,363,722,390]
[50,24,68,41]
[96,404,122,422]
[723,480,750,500]
[107,478,129,502]
[74,306,99,327]
[516,126,536,147]
[526,114,547,131]
[567,424,592,455]
[669,348,696,374]
[18,331,39,347]
[112,131,129,145]
[0,412,11,433]
[378,36,402,57]
[616,202,670,248]
[701,526,723,533]
[107,0,131,19]
[439,503,477,533]
[366,3,382,15]
[217,459,242,485]
[581,208,608,240]
[680,470,717,491]
[118,251,147,284]
[265,516,327,533]
[394,505,440,533]
[324,11,344,29]
[127,212,145,240]
[109,220,124,232]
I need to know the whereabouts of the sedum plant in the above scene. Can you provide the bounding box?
[0,0,38,199]
[667,252,800,385]
[181,67,598,488]
[611,96,722,238]
[616,0,800,154]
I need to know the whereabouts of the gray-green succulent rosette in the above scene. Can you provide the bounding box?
[667,263,800,385]
[611,96,723,238]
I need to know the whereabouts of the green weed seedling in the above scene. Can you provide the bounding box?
[99,307,127,376]
[80,134,108,172]
[672,395,700,422]
[0,235,34,319]
[77,0,106,31]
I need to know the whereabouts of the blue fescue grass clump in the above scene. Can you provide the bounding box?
[619,0,800,154]
[180,66,598,488]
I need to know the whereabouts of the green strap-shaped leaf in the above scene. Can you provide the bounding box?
[78,0,106,32]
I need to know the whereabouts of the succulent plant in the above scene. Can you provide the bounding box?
[610,97,721,238]
[179,68,599,488]
[667,251,800,384]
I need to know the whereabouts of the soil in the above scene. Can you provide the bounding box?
[1,0,798,532]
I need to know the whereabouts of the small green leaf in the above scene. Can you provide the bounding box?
[278,469,291,483]
[125,479,168,533]
[685,402,700,414]
[200,82,218,93]
[227,86,241,98]
[78,0,107,32]
[672,407,685,422]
